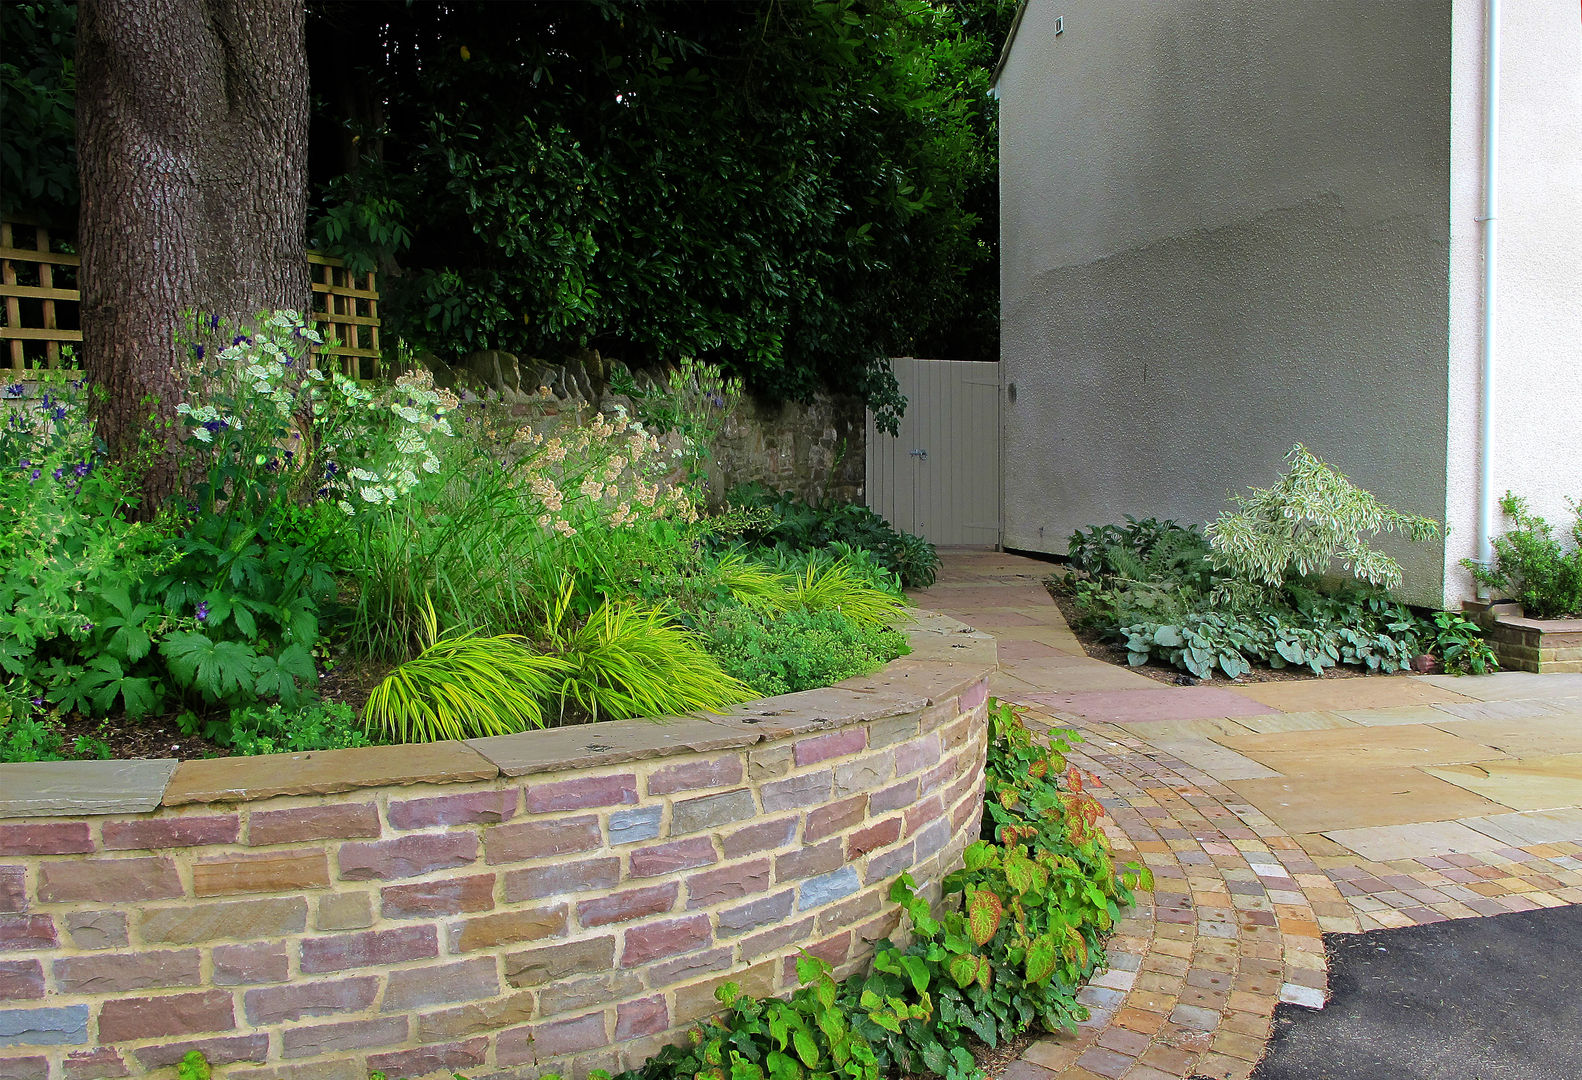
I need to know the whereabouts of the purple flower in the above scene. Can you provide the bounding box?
[191,344,205,361]
[31,696,43,708]
[195,602,210,622]
[202,419,228,434]
[233,335,251,347]
[49,406,67,420]
[69,378,84,391]
[81,622,94,633]
[324,461,338,476]
[3,384,23,398]
[52,467,64,481]
[74,462,90,478]
[208,314,222,332]
[28,469,40,481]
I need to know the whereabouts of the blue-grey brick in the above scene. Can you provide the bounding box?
[0,1005,89,1046]
[608,806,662,846]
[798,867,860,911]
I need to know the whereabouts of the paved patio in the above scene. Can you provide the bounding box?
[912,551,1582,1080]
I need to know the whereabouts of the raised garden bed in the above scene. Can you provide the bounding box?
[1465,601,1582,674]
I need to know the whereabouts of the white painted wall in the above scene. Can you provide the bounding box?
[1445,0,1582,605]
[999,0,1455,605]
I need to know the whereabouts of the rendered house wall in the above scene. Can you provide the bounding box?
[999,0,1454,606]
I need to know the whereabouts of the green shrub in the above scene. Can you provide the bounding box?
[1463,493,1582,619]
[698,604,910,698]
[729,484,940,589]
[0,695,111,763]
[203,700,379,756]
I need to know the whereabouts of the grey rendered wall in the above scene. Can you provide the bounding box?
[999,0,1454,606]
[1444,0,1582,605]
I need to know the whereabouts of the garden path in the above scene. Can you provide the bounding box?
[911,551,1582,1080]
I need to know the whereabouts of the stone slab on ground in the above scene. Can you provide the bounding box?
[1228,678,1476,713]
[1228,768,1509,835]
[1423,753,1582,812]
[1020,687,1278,724]
[1211,725,1506,776]
[1251,906,1582,1080]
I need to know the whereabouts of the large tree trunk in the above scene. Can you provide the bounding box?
[76,0,309,507]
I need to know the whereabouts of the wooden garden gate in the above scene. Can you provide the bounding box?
[865,358,1000,547]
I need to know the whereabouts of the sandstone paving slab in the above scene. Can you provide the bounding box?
[162,742,498,805]
[1422,714,1582,757]
[1225,710,1359,734]
[1020,687,1279,725]
[1457,808,1582,847]
[1145,740,1281,782]
[0,759,179,818]
[1423,754,1582,812]
[1115,716,1262,742]
[1338,705,1461,727]
[998,638,1078,661]
[1015,665,1165,695]
[1429,697,1573,722]
[1417,671,1582,701]
[1321,820,1508,861]
[1213,725,1505,776]
[1227,768,1509,834]
[1228,677,1476,713]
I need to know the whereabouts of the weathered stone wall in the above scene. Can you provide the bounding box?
[0,615,992,1080]
[426,350,866,506]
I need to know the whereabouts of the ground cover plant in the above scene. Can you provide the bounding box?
[1054,447,1497,680]
[0,312,923,761]
[1462,492,1582,619]
[729,483,942,588]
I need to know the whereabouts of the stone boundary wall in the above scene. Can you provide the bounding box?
[0,614,993,1080]
[1466,601,1582,673]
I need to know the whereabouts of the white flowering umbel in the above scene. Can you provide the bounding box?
[1207,444,1440,594]
[173,310,457,518]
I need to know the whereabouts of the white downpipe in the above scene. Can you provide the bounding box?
[1477,0,1501,579]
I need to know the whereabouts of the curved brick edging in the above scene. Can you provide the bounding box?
[0,613,995,1080]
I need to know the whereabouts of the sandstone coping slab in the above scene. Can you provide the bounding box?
[0,759,179,817]
[0,610,991,816]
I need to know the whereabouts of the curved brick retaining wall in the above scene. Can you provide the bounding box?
[0,613,994,1080]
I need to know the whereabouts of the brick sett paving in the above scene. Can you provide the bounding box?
[913,551,1582,1080]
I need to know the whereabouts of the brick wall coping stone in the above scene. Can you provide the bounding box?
[0,611,995,820]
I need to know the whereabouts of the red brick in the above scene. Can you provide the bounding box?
[192,851,330,896]
[919,757,959,795]
[63,1048,129,1080]
[282,1016,409,1058]
[524,773,638,812]
[98,989,235,1042]
[338,833,478,880]
[0,915,55,951]
[381,873,496,919]
[484,814,601,863]
[503,937,617,988]
[904,795,945,837]
[137,898,306,944]
[761,769,833,811]
[687,859,771,909]
[366,1038,487,1078]
[870,777,920,814]
[864,840,915,885]
[646,945,734,985]
[847,817,903,859]
[383,957,500,1010]
[647,756,744,795]
[721,816,799,859]
[130,1035,267,1070]
[0,1055,47,1080]
[960,680,988,709]
[629,836,716,878]
[621,914,711,965]
[795,728,866,767]
[950,787,982,830]
[503,856,620,902]
[718,890,796,936]
[500,1012,605,1063]
[246,803,380,845]
[806,794,867,842]
[244,977,379,1024]
[38,857,182,903]
[0,822,92,856]
[737,917,815,963]
[0,958,44,1000]
[212,942,289,986]
[774,838,843,882]
[300,926,438,973]
[54,949,201,993]
[894,733,942,776]
[577,883,678,928]
[386,789,517,830]
[616,995,669,1040]
[940,715,972,749]
[413,993,534,1042]
[450,904,567,952]
[102,815,238,850]
[0,867,24,912]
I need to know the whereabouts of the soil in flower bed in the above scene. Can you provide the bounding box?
[1044,580,1414,687]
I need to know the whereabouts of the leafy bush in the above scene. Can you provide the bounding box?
[1463,493,1582,619]
[0,695,110,763]
[201,701,378,756]
[698,605,909,698]
[1207,444,1439,594]
[730,484,940,588]
[1424,611,1499,676]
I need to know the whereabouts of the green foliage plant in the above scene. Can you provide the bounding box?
[698,605,909,698]
[0,694,111,763]
[1425,611,1499,676]
[0,0,77,224]
[1462,493,1582,619]
[362,598,571,743]
[730,484,940,588]
[1207,444,1440,594]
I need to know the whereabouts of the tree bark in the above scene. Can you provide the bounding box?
[76,0,309,506]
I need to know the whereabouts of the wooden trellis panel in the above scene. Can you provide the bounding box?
[0,220,81,372]
[308,252,382,380]
[0,223,384,379]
